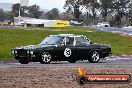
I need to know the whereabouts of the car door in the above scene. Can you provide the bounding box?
[53,36,77,60]
[64,37,77,59]
[52,37,66,60]
[75,36,91,59]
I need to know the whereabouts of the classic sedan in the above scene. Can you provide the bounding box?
[11,34,112,64]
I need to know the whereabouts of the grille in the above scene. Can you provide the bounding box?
[17,49,27,56]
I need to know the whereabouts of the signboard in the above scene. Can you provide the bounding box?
[54,20,70,27]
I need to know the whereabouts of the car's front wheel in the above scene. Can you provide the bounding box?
[88,51,100,63]
[40,52,52,64]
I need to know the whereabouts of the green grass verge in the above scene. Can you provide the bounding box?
[0,27,132,60]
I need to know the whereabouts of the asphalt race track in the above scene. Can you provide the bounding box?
[0,57,132,68]
[94,26,132,36]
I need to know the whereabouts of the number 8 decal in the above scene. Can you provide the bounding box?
[64,48,72,57]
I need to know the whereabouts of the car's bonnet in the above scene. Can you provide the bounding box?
[14,44,55,50]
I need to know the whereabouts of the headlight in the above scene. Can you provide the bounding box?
[11,49,14,54]
[15,50,17,54]
[27,50,30,53]
[30,51,34,54]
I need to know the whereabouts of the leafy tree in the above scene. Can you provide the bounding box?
[12,3,23,17]
[0,8,5,22]
[5,12,14,22]
[64,0,82,21]
[100,0,113,22]
[22,6,30,17]
[38,11,45,19]
[82,0,100,23]
[62,12,73,20]
[50,8,60,19]
[112,0,130,27]
[45,11,54,20]
[12,3,28,17]
[12,4,41,18]
[28,4,42,18]
[127,1,132,26]
[44,8,60,20]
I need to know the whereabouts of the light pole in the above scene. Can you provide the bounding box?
[18,0,29,22]
[18,2,21,22]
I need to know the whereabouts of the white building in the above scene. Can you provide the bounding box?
[14,17,70,27]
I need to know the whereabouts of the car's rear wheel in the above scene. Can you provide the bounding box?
[40,52,52,64]
[18,60,29,64]
[88,51,100,63]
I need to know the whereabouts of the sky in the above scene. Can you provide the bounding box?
[0,0,67,12]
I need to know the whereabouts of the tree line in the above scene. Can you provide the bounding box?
[0,0,132,27]
[64,0,132,27]
[0,3,42,22]
[0,3,60,23]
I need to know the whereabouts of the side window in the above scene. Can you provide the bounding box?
[76,37,87,45]
[56,37,64,45]
[66,37,74,45]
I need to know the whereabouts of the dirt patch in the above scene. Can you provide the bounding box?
[0,66,132,88]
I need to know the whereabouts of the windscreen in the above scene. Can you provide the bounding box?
[40,36,64,45]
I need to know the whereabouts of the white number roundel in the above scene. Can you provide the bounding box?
[64,48,72,57]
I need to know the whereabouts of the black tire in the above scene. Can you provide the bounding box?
[76,76,87,85]
[40,52,52,64]
[18,60,29,64]
[88,51,100,63]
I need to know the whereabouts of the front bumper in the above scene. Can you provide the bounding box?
[12,49,37,62]
[14,54,36,62]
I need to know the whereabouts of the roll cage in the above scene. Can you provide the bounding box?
[61,35,91,46]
